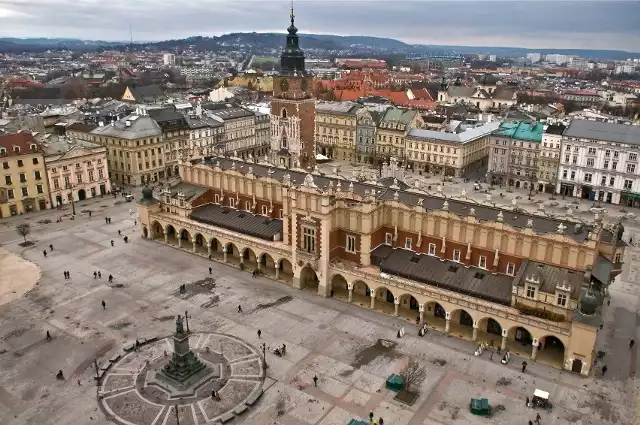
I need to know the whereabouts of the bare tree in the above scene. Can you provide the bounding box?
[16,223,31,243]
[401,357,427,393]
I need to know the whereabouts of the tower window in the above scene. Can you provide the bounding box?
[281,108,287,119]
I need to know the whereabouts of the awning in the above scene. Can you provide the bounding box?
[621,191,640,200]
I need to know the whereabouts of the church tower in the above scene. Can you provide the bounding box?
[270,4,316,168]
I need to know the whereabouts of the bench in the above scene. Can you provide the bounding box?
[218,412,235,423]
[233,405,248,415]
[245,388,263,406]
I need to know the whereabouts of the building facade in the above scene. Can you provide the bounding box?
[537,123,565,193]
[269,8,316,168]
[355,107,381,164]
[138,155,623,377]
[206,105,258,158]
[315,101,360,161]
[90,109,165,186]
[375,108,422,164]
[406,121,497,177]
[0,132,50,217]
[45,142,111,206]
[488,121,544,190]
[557,119,640,205]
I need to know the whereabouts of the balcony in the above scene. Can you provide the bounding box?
[296,248,319,269]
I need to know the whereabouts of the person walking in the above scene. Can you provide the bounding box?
[525,396,530,407]
[535,412,541,424]
[238,305,242,313]
[602,365,608,376]
[110,240,114,247]
[529,420,533,425]
[369,412,374,423]
[43,250,47,257]
[209,267,212,274]
[257,329,261,338]
[98,271,101,279]
[67,271,70,279]
[63,271,67,279]
[378,418,384,425]
[118,230,121,235]
[631,339,636,348]
[101,300,106,310]
[108,274,113,283]
[313,375,318,387]
[94,271,97,279]
[105,217,108,224]
[46,330,51,341]
[49,244,53,251]
[521,361,528,373]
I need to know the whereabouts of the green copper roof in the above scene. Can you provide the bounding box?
[493,120,544,142]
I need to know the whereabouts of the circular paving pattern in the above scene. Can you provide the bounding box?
[99,332,265,425]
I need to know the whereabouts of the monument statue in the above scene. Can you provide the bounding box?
[176,314,185,334]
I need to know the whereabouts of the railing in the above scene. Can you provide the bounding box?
[151,212,292,258]
[295,248,319,269]
[329,261,572,336]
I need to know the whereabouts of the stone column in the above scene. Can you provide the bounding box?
[370,293,376,309]
[394,297,400,317]
[207,244,212,257]
[419,304,425,325]
[531,339,539,361]
[240,253,244,265]
[192,238,197,253]
[164,231,168,244]
[347,282,354,303]
[223,246,228,263]
[501,329,508,351]
[257,257,261,271]
[275,261,280,280]
[445,312,451,333]
[178,237,182,248]
[472,320,479,342]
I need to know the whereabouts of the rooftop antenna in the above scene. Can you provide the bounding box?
[129,23,133,50]
[290,0,295,23]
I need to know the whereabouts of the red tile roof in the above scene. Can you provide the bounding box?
[0,132,42,157]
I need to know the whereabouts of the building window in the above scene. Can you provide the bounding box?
[556,293,567,307]
[34,170,41,180]
[404,237,412,250]
[1,162,7,169]
[584,173,592,183]
[385,232,393,245]
[428,243,436,255]
[615,252,622,263]
[453,249,460,262]
[214,194,220,203]
[17,159,23,167]
[624,179,633,190]
[588,147,596,155]
[19,173,26,183]
[586,158,594,167]
[4,175,11,185]
[478,256,487,269]
[53,178,59,190]
[261,205,268,215]
[229,198,235,208]
[346,235,356,253]
[36,184,43,194]
[631,153,638,161]
[302,226,316,253]
[244,201,250,211]
[21,187,28,197]
[7,189,14,199]
[32,157,39,165]
[526,285,536,298]
[506,262,515,276]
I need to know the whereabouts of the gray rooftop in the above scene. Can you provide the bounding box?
[316,101,361,115]
[408,121,500,144]
[190,203,283,241]
[515,260,584,300]
[90,113,162,140]
[196,157,593,243]
[563,119,640,146]
[372,245,514,305]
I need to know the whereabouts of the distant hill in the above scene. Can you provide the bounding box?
[0,33,638,60]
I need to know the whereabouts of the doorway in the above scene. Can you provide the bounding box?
[571,358,583,374]
[78,189,86,201]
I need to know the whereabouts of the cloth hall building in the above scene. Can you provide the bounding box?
[137,153,624,377]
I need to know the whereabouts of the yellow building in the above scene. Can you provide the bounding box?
[90,110,165,186]
[0,132,50,217]
[315,101,360,161]
[376,108,423,163]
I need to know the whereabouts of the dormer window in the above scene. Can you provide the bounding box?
[30,144,37,152]
[0,148,5,154]
[556,293,567,307]
[526,285,537,299]
[214,194,220,203]
[13,146,20,154]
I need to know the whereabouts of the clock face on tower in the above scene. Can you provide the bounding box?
[280,79,289,91]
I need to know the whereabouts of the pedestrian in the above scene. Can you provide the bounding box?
[600,323,603,330]
[208,254,212,261]
[101,300,106,309]
[257,329,261,338]
[378,418,383,425]
[630,237,633,245]
[56,369,65,380]
[94,271,97,279]
[602,365,608,376]
[49,244,53,251]
[522,361,528,373]
[105,217,108,224]
[536,412,541,424]
[134,220,136,226]
[369,412,374,422]
[46,330,51,340]
[43,250,47,257]
[209,267,212,274]
[490,350,494,360]
[526,396,530,407]
[108,217,111,223]
[211,389,215,399]
[313,374,318,387]
[529,421,533,425]
[607,299,610,306]
[67,271,70,279]
[98,271,101,279]
[631,339,636,348]
[89,211,92,217]
[63,271,67,279]
[111,240,114,247]
[238,305,242,313]
[118,230,121,235]
[108,274,113,283]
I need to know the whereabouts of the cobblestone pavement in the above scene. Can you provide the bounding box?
[0,188,638,425]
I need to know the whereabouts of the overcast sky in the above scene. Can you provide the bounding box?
[0,0,638,52]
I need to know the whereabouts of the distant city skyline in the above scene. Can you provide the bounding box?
[0,0,639,53]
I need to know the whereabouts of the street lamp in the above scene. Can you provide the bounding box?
[65,183,76,215]
[184,310,190,333]
[261,343,267,369]
[174,405,180,425]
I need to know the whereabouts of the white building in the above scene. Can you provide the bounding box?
[557,119,640,206]
[209,87,235,102]
[44,138,111,206]
[489,55,497,62]
[527,53,541,63]
[615,65,636,75]
[569,57,589,70]
[163,53,176,66]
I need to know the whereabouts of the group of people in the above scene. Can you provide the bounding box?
[178,284,187,294]
[273,344,286,356]
[368,412,384,424]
